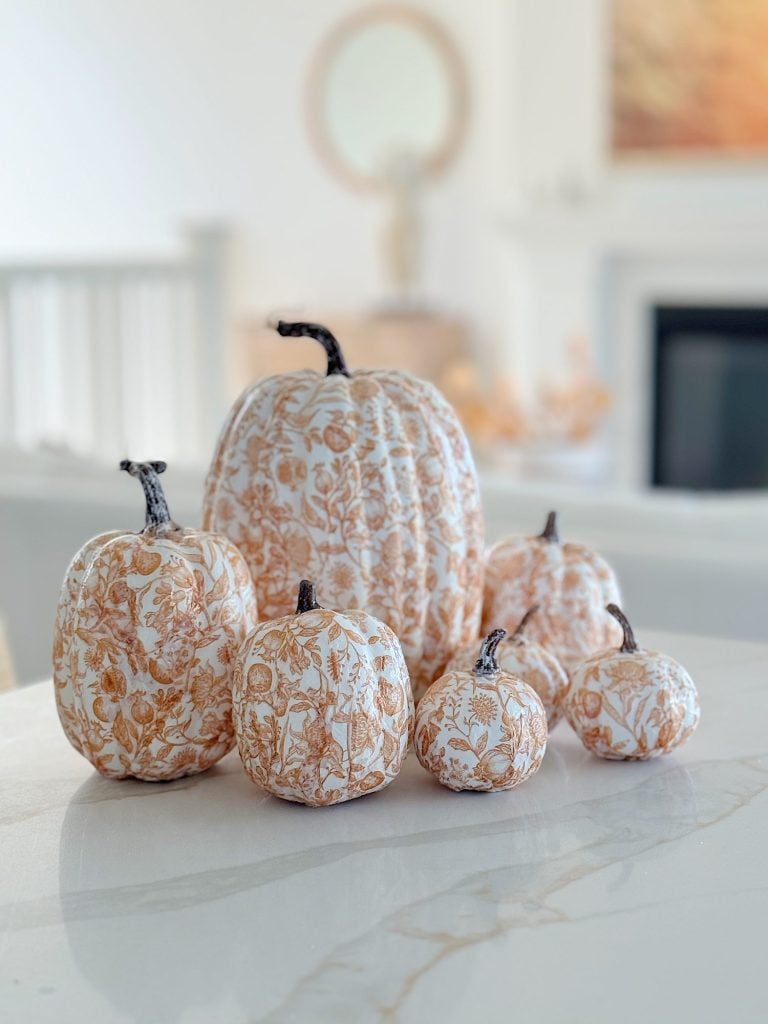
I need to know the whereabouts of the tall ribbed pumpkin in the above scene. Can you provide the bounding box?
[203,321,484,700]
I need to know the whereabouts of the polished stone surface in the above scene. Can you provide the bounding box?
[1,631,766,1023]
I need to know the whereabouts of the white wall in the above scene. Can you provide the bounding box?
[3,0,768,442]
[503,0,768,475]
[0,0,520,368]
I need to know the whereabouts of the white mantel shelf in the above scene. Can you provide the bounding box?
[1,630,767,1023]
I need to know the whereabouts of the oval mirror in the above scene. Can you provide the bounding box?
[307,5,468,191]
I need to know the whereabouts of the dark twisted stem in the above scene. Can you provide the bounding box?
[276,321,351,378]
[473,629,507,677]
[606,603,639,653]
[120,460,176,532]
[539,511,559,543]
[512,605,539,641]
[296,580,322,614]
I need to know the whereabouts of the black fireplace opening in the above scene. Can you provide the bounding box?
[652,305,768,490]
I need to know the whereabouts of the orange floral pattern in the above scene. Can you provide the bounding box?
[203,367,484,702]
[53,528,258,781]
[233,600,414,807]
[445,632,569,728]
[565,647,700,760]
[414,660,548,792]
[483,515,622,672]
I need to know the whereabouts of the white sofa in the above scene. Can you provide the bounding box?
[2,458,766,685]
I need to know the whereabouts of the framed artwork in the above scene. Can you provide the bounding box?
[611,0,768,159]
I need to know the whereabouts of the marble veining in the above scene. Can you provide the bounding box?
[1,756,764,936]
[254,758,767,1023]
[1,631,767,1024]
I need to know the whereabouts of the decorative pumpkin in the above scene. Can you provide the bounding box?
[203,320,484,701]
[414,629,548,792]
[445,606,569,728]
[233,579,414,807]
[482,510,622,672]
[564,604,700,760]
[52,460,258,781]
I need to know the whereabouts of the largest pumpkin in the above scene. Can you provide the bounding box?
[203,320,484,699]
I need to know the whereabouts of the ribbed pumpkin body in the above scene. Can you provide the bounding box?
[233,602,414,806]
[414,668,548,792]
[446,633,569,728]
[53,527,258,780]
[483,529,621,672]
[204,368,484,700]
[566,648,700,760]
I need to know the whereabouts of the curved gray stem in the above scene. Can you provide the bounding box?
[120,460,176,532]
[473,629,507,677]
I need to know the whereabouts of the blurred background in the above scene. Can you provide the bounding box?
[2,0,768,687]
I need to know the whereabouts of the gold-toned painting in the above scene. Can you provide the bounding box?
[612,0,768,158]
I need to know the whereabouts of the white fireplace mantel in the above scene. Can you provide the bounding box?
[499,186,768,489]
[602,247,768,489]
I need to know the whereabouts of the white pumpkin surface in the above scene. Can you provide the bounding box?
[204,321,484,701]
[565,605,700,760]
[483,511,622,672]
[446,608,569,728]
[233,583,414,807]
[414,630,548,792]
[53,461,258,781]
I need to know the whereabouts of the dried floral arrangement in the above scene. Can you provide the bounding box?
[439,335,612,451]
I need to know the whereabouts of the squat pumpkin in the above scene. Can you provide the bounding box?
[203,320,484,701]
[53,460,258,781]
[415,629,548,792]
[445,606,569,727]
[483,511,622,672]
[233,579,413,807]
[565,604,700,760]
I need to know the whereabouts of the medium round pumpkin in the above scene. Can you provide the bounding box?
[52,461,258,781]
[482,510,622,672]
[203,320,484,701]
[564,604,700,760]
[233,579,414,807]
[414,629,548,792]
[445,606,569,728]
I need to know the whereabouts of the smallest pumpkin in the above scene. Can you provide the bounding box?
[233,580,414,807]
[415,629,548,792]
[445,606,570,728]
[564,604,700,760]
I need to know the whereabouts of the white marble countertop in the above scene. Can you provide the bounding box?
[1,630,766,1024]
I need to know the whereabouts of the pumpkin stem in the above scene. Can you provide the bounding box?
[539,511,559,543]
[606,603,639,654]
[276,320,351,378]
[473,629,507,677]
[512,605,539,641]
[296,579,322,614]
[120,460,177,532]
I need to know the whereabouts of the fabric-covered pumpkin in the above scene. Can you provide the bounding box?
[414,629,548,792]
[445,606,569,727]
[233,579,414,807]
[203,320,484,701]
[565,604,700,760]
[53,460,258,781]
[482,510,622,672]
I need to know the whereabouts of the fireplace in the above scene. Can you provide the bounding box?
[652,305,768,490]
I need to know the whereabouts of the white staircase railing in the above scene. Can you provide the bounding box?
[0,225,229,467]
